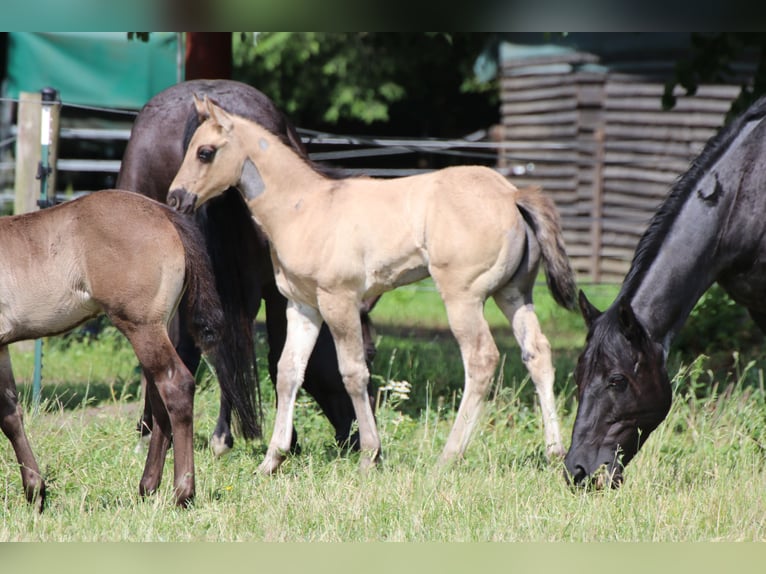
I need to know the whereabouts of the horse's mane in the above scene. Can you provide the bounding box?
[620,95,766,300]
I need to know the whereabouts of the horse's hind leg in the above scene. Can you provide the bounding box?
[138,371,172,496]
[0,346,45,511]
[126,326,197,507]
[494,288,564,459]
[438,295,500,465]
[136,311,203,452]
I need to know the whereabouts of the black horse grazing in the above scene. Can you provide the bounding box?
[565,95,766,487]
[117,79,376,455]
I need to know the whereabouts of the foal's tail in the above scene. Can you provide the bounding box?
[166,208,262,440]
[514,186,577,310]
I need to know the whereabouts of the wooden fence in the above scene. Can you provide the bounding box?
[496,50,743,283]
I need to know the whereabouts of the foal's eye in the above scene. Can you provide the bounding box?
[197,146,216,163]
[607,374,628,391]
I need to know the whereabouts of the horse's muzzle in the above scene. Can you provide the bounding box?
[167,188,197,214]
[563,459,624,491]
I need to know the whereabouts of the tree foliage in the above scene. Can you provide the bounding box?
[232,32,499,136]
[663,33,766,121]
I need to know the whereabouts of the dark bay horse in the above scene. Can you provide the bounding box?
[169,97,576,474]
[565,95,766,487]
[1,190,254,510]
[117,79,376,456]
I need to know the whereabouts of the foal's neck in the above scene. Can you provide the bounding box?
[237,119,328,234]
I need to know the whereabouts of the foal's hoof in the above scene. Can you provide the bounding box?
[25,482,46,513]
[174,473,196,508]
[359,449,381,474]
[257,452,286,476]
[175,492,195,509]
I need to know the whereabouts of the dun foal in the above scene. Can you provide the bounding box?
[0,190,249,509]
[169,97,577,474]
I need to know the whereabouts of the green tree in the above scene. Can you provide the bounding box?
[232,32,499,137]
[663,32,766,120]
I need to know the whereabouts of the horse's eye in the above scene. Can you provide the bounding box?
[607,374,628,391]
[197,146,216,163]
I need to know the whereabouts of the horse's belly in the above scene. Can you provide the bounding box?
[366,260,429,293]
[0,289,99,344]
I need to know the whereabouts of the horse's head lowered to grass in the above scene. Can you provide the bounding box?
[564,291,672,488]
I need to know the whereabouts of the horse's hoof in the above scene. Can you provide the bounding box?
[257,452,285,476]
[173,473,195,508]
[359,448,381,474]
[210,434,233,458]
[25,482,46,513]
[175,491,195,508]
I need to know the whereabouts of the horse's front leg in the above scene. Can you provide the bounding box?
[262,281,302,454]
[0,345,45,511]
[318,292,381,471]
[258,300,323,475]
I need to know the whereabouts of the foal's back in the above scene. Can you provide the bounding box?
[0,191,186,344]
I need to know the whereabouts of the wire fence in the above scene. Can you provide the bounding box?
[0,95,707,178]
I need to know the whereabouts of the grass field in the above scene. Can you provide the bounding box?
[2,280,766,541]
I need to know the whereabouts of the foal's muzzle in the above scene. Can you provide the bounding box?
[167,188,198,214]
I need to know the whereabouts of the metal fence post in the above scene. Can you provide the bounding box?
[32,86,59,411]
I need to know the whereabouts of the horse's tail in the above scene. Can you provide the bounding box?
[166,206,262,440]
[514,186,577,311]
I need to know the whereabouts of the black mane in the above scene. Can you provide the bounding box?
[620,95,766,300]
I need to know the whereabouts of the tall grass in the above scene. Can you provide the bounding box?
[2,283,766,541]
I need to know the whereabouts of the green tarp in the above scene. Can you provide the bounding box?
[4,32,179,110]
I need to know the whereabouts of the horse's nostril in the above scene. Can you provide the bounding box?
[563,463,587,486]
[167,189,197,214]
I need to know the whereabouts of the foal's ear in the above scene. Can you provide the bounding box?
[193,94,209,122]
[578,290,602,327]
[204,96,234,133]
